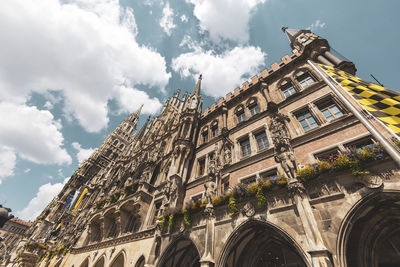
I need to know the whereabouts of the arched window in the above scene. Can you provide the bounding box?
[295,69,316,88]
[150,163,161,185]
[119,144,124,150]
[135,256,145,267]
[113,140,119,146]
[235,105,246,123]
[280,79,297,98]
[105,149,112,158]
[247,98,260,116]
[126,125,132,132]
[110,252,125,267]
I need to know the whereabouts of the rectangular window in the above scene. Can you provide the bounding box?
[345,137,375,153]
[202,131,208,143]
[211,127,218,137]
[296,111,318,131]
[249,105,260,116]
[198,158,206,176]
[282,84,297,98]
[241,176,256,185]
[152,201,162,224]
[222,180,230,194]
[255,131,269,151]
[237,112,246,123]
[297,73,315,88]
[322,105,343,121]
[260,170,278,182]
[314,148,341,162]
[240,138,251,157]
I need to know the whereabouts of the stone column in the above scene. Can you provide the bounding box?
[288,181,333,267]
[308,103,327,125]
[317,55,333,66]
[200,204,215,267]
[324,51,342,65]
[249,133,258,155]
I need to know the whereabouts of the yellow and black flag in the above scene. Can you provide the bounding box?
[318,64,400,135]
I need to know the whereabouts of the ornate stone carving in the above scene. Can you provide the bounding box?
[358,173,383,189]
[274,146,297,180]
[242,202,255,217]
[204,182,217,205]
[288,181,307,199]
[223,146,232,165]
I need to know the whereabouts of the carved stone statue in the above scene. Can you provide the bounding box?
[208,158,217,176]
[269,112,291,149]
[223,146,232,165]
[274,146,297,180]
[204,182,217,205]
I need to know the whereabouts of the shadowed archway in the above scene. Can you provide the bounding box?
[110,252,125,267]
[157,237,200,267]
[337,191,400,267]
[79,258,89,267]
[218,220,308,267]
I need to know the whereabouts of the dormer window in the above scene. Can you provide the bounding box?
[281,80,296,98]
[236,105,246,123]
[296,71,315,88]
[247,98,260,116]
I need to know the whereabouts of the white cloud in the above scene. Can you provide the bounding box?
[72,142,95,163]
[180,14,188,23]
[186,0,266,43]
[43,101,54,110]
[0,103,72,181]
[172,45,266,98]
[16,178,69,221]
[24,168,31,174]
[115,86,163,115]
[0,147,16,183]
[307,19,326,31]
[160,2,176,36]
[0,0,170,133]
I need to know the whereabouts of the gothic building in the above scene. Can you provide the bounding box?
[8,28,400,267]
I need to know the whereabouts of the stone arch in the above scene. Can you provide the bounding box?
[93,254,105,267]
[135,255,145,267]
[110,250,126,267]
[336,190,400,267]
[104,208,119,239]
[157,235,201,267]
[89,215,103,243]
[79,257,89,267]
[119,200,141,234]
[217,219,310,267]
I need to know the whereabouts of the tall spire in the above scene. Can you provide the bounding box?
[282,26,301,44]
[136,115,151,141]
[192,74,202,96]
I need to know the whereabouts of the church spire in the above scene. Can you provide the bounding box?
[192,74,202,97]
[282,26,301,45]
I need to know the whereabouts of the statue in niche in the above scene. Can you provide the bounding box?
[204,181,217,205]
[274,145,297,180]
[208,157,217,176]
[223,146,232,165]
[269,113,291,149]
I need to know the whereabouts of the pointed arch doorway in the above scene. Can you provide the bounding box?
[157,237,200,267]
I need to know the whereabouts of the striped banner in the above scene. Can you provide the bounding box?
[71,188,88,215]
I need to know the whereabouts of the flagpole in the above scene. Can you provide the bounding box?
[308,60,400,167]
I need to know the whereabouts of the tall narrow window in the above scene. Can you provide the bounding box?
[296,72,315,88]
[248,98,260,116]
[201,128,208,143]
[317,99,344,121]
[255,131,269,151]
[296,111,318,131]
[198,158,206,176]
[236,105,246,123]
[281,82,297,98]
[211,121,218,137]
[240,138,251,157]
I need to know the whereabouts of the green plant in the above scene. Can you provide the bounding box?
[256,187,267,209]
[332,155,351,170]
[96,199,107,210]
[168,214,175,232]
[297,165,317,182]
[228,195,239,216]
[157,215,167,230]
[124,182,138,196]
[246,183,258,196]
[260,179,272,192]
[317,161,331,174]
[200,198,208,208]
[182,208,192,227]
[276,175,288,186]
[356,146,375,162]
[109,192,121,203]
[211,195,223,206]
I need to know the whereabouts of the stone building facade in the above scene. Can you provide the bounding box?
[8,28,400,267]
[0,218,31,262]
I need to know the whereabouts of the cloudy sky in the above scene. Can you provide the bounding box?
[0,0,398,221]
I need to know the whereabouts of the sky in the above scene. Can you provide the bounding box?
[0,0,399,221]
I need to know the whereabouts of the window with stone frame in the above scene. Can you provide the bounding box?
[314,147,341,162]
[241,175,256,185]
[222,179,230,194]
[211,120,218,137]
[235,105,246,123]
[295,109,319,131]
[316,98,344,122]
[260,169,279,183]
[280,80,297,98]
[152,200,162,225]
[296,70,316,88]
[240,138,252,157]
[247,98,260,116]
[255,130,269,151]
[201,127,209,143]
[198,157,206,176]
[344,136,376,153]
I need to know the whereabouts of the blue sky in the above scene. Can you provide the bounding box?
[0,0,399,221]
